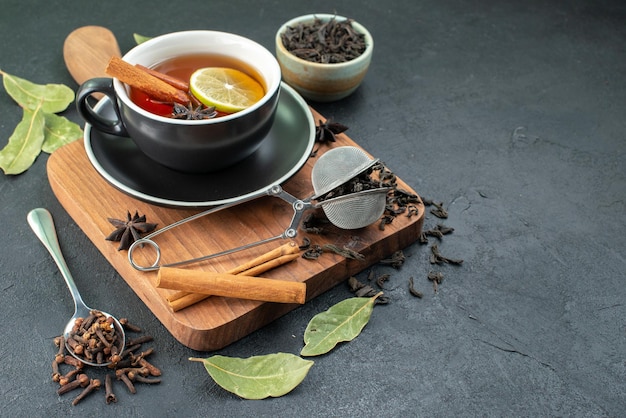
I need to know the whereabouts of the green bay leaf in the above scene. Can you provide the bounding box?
[1,70,74,113]
[0,105,46,175]
[301,293,381,357]
[133,33,152,45]
[42,113,82,153]
[189,353,314,399]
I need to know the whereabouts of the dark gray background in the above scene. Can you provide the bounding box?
[1,0,624,416]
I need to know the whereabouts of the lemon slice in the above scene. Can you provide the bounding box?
[189,67,265,113]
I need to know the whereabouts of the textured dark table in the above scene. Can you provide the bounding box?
[1,0,625,416]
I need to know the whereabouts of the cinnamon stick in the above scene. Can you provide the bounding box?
[168,293,210,312]
[228,242,301,274]
[135,64,190,91]
[167,253,300,311]
[166,242,300,303]
[157,269,306,305]
[105,56,189,104]
[240,254,301,276]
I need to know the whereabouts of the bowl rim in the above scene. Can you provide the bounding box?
[275,13,374,69]
[114,30,281,125]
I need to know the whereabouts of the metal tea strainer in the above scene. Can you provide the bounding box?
[128,146,390,271]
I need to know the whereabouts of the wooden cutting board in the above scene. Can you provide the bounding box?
[47,108,424,351]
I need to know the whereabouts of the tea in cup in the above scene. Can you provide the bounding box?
[77,30,282,173]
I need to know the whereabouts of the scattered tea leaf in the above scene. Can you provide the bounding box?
[430,244,463,265]
[321,243,365,260]
[347,276,389,302]
[301,293,381,356]
[429,201,448,219]
[428,271,444,293]
[133,33,152,45]
[0,105,45,175]
[189,353,313,399]
[378,250,406,268]
[42,112,83,153]
[408,276,423,298]
[1,70,74,113]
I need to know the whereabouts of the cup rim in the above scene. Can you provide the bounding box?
[275,14,374,69]
[113,30,281,125]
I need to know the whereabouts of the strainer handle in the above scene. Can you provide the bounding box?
[266,185,314,239]
[127,185,312,271]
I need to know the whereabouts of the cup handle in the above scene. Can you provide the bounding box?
[76,78,129,137]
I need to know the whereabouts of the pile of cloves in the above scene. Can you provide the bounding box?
[66,310,123,365]
[51,316,161,406]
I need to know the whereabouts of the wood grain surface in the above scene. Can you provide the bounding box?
[46,108,424,351]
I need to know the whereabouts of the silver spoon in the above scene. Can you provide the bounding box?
[27,208,125,367]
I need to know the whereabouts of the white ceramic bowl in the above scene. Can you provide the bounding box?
[275,14,373,102]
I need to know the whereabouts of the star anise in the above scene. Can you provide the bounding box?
[310,119,350,157]
[171,102,217,120]
[105,211,157,251]
[315,118,349,143]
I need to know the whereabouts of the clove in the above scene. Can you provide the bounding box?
[119,318,142,333]
[71,378,101,406]
[66,336,85,355]
[51,315,162,405]
[66,310,124,365]
[81,312,97,331]
[95,326,113,349]
[129,374,161,384]
[51,359,61,383]
[109,344,122,366]
[54,335,66,364]
[63,355,84,369]
[116,366,149,377]
[57,373,90,395]
[130,348,154,366]
[126,335,153,347]
[120,343,142,359]
[136,358,161,377]
[58,368,80,386]
[105,374,117,404]
[117,371,136,394]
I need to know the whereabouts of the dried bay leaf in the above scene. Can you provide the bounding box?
[1,70,74,113]
[301,292,381,357]
[0,105,45,175]
[189,353,314,399]
[42,112,83,153]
